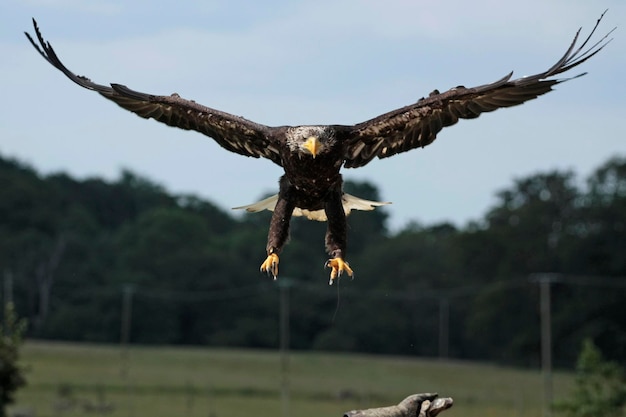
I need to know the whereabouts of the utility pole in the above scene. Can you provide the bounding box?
[3,270,13,329]
[438,297,449,359]
[531,273,559,417]
[120,284,134,379]
[3,270,13,306]
[278,278,291,417]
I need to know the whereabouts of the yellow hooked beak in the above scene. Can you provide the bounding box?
[303,136,320,158]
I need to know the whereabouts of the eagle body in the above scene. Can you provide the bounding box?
[25,13,613,283]
[280,126,345,209]
[269,125,352,273]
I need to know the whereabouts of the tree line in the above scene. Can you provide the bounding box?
[1,153,624,368]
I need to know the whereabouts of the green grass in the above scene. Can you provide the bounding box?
[10,341,574,417]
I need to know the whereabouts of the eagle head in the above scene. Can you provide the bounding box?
[286,126,336,158]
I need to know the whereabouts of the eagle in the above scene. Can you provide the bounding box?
[25,13,612,284]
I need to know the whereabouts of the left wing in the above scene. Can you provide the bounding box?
[341,11,614,169]
[25,19,283,166]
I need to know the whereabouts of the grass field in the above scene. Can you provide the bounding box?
[10,340,575,417]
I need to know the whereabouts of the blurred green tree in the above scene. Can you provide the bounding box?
[0,303,27,416]
[555,339,626,417]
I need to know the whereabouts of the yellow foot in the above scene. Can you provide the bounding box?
[325,257,354,285]
[260,253,279,279]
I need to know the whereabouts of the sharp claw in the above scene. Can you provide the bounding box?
[325,257,353,285]
[260,253,280,279]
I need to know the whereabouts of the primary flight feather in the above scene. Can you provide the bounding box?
[25,12,613,284]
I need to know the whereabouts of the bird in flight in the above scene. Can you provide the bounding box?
[25,12,612,284]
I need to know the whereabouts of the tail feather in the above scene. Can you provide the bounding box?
[232,194,279,213]
[233,193,391,221]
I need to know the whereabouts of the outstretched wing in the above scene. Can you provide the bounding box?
[25,19,283,166]
[342,11,614,169]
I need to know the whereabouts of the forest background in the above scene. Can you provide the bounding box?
[1,152,625,369]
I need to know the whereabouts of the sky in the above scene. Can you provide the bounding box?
[1,1,624,232]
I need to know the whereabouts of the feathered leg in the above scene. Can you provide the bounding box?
[260,180,296,279]
[324,189,353,284]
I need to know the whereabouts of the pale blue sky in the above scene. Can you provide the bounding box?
[1,1,624,231]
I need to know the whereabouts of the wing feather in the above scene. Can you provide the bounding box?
[25,19,283,166]
[342,11,614,168]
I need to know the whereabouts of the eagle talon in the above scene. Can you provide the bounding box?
[260,253,280,279]
[325,258,353,285]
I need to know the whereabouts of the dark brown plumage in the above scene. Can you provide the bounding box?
[25,13,613,284]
